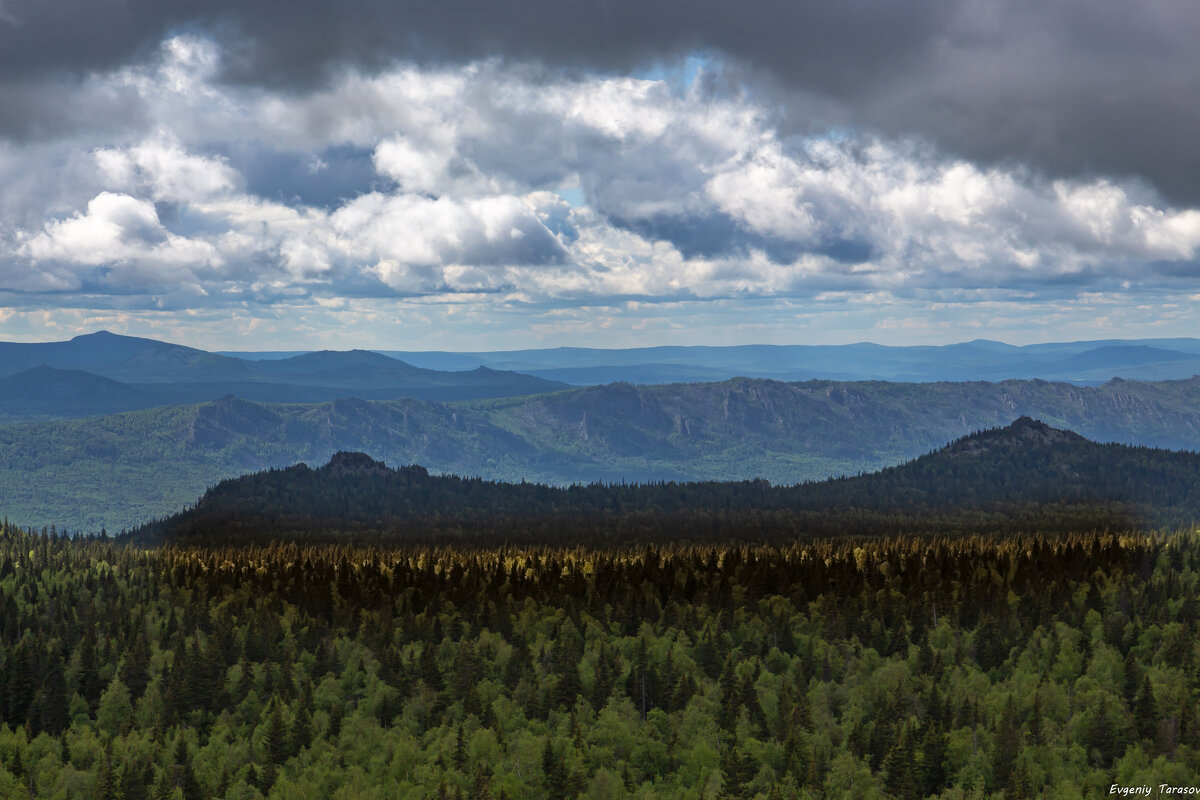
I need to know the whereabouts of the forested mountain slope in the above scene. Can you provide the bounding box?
[0,366,159,418]
[7,374,1200,531]
[133,418,1200,545]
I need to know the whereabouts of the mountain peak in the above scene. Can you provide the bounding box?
[944,416,1084,457]
[17,364,60,376]
[1003,416,1080,443]
[322,451,390,475]
[1009,414,1052,432]
[69,329,146,343]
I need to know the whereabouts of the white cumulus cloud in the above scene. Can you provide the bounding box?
[2,36,1200,346]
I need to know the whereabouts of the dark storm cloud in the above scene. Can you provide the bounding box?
[0,0,941,89]
[609,212,807,264]
[4,0,1199,200]
[230,145,384,209]
[0,78,144,141]
[0,0,179,78]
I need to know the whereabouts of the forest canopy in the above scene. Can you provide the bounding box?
[0,523,1198,798]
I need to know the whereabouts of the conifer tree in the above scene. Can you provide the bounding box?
[542,740,568,800]
[76,627,101,710]
[96,740,117,800]
[1136,674,1158,741]
[883,727,918,800]
[918,722,948,797]
[120,631,152,700]
[454,724,466,769]
[265,698,289,766]
[37,649,69,735]
[1029,690,1045,746]
[991,699,1021,790]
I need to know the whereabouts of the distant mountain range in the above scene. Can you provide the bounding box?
[6,331,1200,422]
[0,331,567,419]
[361,338,1200,384]
[8,374,1200,532]
[132,417,1200,545]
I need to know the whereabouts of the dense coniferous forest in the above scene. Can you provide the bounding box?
[1,522,1199,798]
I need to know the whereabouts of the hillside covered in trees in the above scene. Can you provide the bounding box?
[9,373,1200,532]
[133,418,1200,546]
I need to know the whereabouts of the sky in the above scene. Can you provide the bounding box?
[1,0,1199,350]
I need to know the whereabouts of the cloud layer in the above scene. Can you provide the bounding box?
[3,0,1200,203]
[0,27,1199,347]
